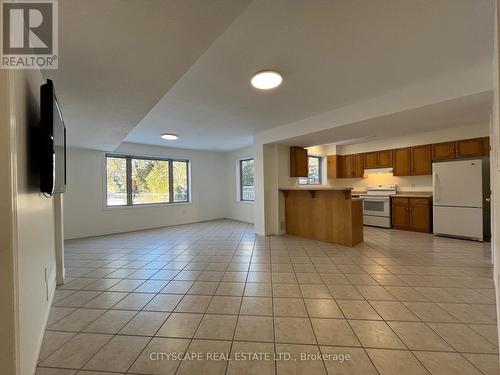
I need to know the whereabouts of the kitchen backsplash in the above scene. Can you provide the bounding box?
[328,173,433,192]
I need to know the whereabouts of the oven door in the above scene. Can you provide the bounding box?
[362,197,390,217]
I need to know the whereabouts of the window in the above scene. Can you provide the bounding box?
[239,158,254,201]
[106,155,189,206]
[299,156,322,185]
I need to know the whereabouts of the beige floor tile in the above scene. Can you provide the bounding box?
[112,292,155,310]
[161,280,194,294]
[304,299,343,318]
[387,321,452,351]
[240,297,273,316]
[349,320,405,349]
[366,349,429,375]
[328,285,364,300]
[414,351,483,375]
[35,368,76,375]
[38,330,76,362]
[227,341,275,375]
[54,291,102,307]
[40,333,112,369]
[156,312,203,338]
[46,307,76,327]
[337,300,382,320]
[274,317,316,344]
[195,314,237,340]
[235,316,274,342]
[174,295,212,313]
[384,286,429,302]
[273,298,308,317]
[128,337,190,375]
[216,282,245,296]
[83,310,136,334]
[177,339,231,375]
[369,301,419,321]
[296,273,324,284]
[108,279,146,292]
[320,346,377,374]
[356,286,396,301]
[463,353,499,375]
[273,283,302,297]
[437,303,497,324]
[188,281,219,295]
[244,283,272,297]
[272,272,297,283]
[83,278,121,291]
[414,287,463,303]
[468,324,499,346]
[119,311,169,336]
[402,302,458,322]
[427,323,498,353]
[83,335,149,372]
[345,273,379,286]
[300,284,332,299]
[145,294,184,312]
[49,308,105,332]
[311,319,360,346]
[207,296,242,314]
[82,291,128,309]
[275,343,326,375]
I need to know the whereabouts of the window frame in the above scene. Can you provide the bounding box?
[104,153,191,208]
[238,157,254,202]
[299,155,322,185]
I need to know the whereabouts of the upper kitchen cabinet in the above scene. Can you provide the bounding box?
[327,155,342,179]
[336,153,364,178]
[290,146,308,177]
[378,150,393,168]
[431,141,456,161]
[456,137,488,158]
[364,150,392,169]
[393,145,431,176]
[411,144,432,175]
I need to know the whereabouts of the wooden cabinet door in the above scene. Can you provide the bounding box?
[343,154,354,178]
[392,203,410,229]
[431,142,455,161]
[364,152,378,169]
[411,145,431,175]
[456,137,485,158]
[327,155,343,179]
[290,146,308,177]
[393,148,411,176]
[353,153,364,177]
[378,150,393,168]
[409,200,431,232]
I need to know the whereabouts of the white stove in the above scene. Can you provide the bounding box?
[359,185,397,228]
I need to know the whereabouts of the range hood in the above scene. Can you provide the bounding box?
[363,167,393,175]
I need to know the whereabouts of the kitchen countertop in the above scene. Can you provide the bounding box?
[390,192,433,198]
[279,187,353,191]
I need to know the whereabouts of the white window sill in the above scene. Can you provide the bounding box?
[103,201,192,210]
[237,200,254,204]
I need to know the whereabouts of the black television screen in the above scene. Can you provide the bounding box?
[40,79,66,195]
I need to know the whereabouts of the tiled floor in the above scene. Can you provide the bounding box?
[36,219,499,375]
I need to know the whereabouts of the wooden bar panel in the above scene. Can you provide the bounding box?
[283,189,363,247]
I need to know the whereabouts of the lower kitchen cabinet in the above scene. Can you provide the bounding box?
[391,197,432,233]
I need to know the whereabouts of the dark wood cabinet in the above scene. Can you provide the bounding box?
[327,155,342,179]
[431,141,456,161]
[378,150,393,168]
[456,137,487,158]
[343,154,354,178]
[364,152,378,169]
[392,197,432,232]
[393,148,411,176]
[290,146,308,177]
[334,153,364,178]
[411,144,432,175]
[353,153,364,177]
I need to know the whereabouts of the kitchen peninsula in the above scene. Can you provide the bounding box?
[280,187,363,246]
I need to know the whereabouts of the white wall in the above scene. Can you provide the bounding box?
[224,147,254,223]
[64,143,228,239]
[0,69,58,375]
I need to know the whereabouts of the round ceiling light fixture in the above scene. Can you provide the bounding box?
[161,133,179,140]
[250,70,283,90]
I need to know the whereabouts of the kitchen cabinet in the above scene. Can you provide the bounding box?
[336,153,364,178]
[431,141,456,161]
[456,137,487,158]
[391,197,432,232]
[411,144,432,175]
[290,146,308,177]
[393,148,411,176]
[364,150,392,169]
[327,155,342,179]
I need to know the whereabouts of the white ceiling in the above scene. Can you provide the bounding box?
[278,91,493,148]
[48,0,494,151]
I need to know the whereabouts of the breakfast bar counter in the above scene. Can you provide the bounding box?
[280,187,363,246]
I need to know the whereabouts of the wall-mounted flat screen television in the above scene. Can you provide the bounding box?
[40,79,66,195]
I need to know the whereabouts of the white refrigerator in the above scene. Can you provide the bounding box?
[433,159,486,241]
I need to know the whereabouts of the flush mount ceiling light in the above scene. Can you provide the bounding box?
[251,70,283,90]
[161,133,178,140]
